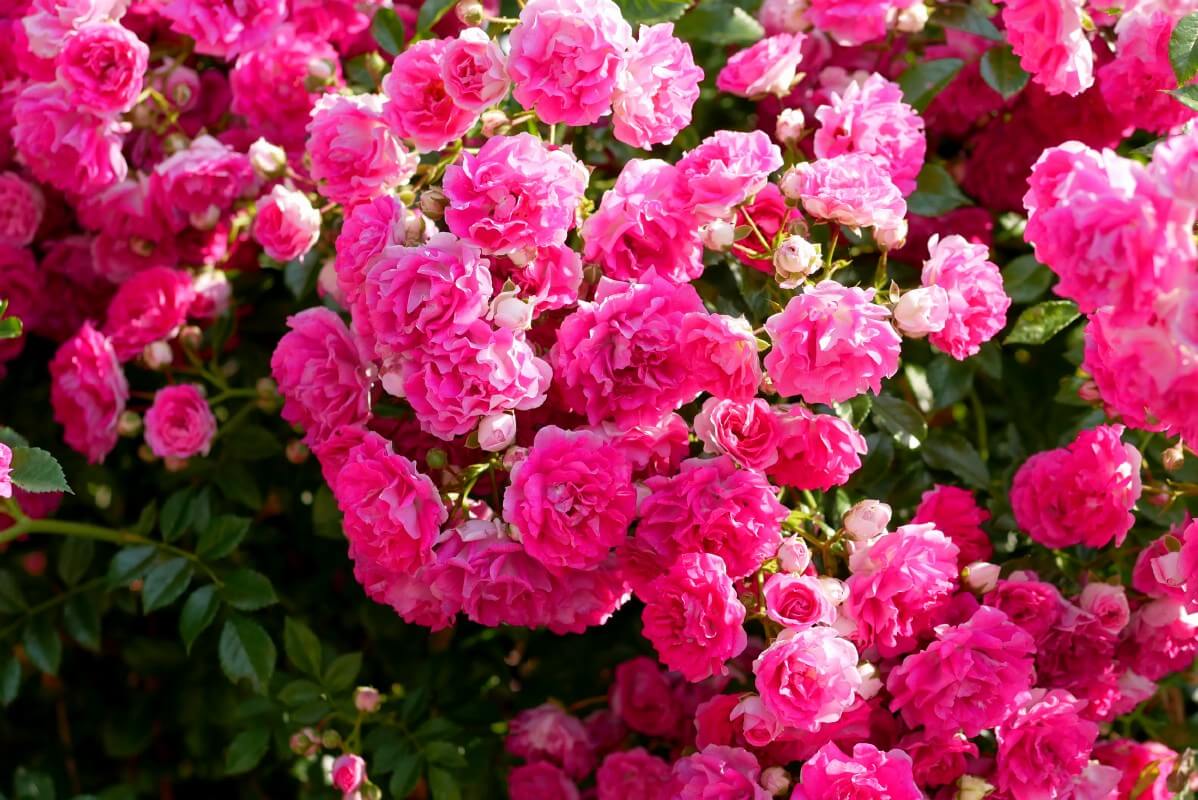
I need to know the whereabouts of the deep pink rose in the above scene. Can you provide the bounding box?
[103,266,196,362]
[671,745,769,800]
[22,0,129,58]
[597,748,672,800]
[56,22,147,113]
[694,397,781,472]
[159,0,285,57]
[899,730,978,789]
[675,130,783,222]
[0,245,43,366]
[768,405,868,491]
[440,28,509,112]
[804,0,903,45]
[307,93,418,206]
[996,689,1099,800]
[1116,598,1198,681]
[382,38,478,152]
[1093,739,1178,800]
[753,627,861,730]
[609,657,682,738]
[330,754,366,794]
[49,323,128,464]
[985,571,1065,642]
[493,244,582,315]
[780,153,907,233]
[144,384,217,459]
[506,703,595,779]
[13,82,128,196]
[679,313,762,401]
[0,444,10,500]
[507,762,579,800]
[150,136,256,232]
[612,23,703,149]
[0,172,44,247]
[792,742,922,800]
[591,413,690,481]
[999,0,1094,96]
[912,484,993,566]
[1100,6,1198,134]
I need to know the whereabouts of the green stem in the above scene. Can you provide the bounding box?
[0,576,107,640]
[207,387,258,406]
[970,389,989,464]
[214,401,258,441]
[874,251,889,291]
[740,207,773,252]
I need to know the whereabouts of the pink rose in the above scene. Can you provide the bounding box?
[921,234,1010,360]
[717,33,805,98]
[382,38,478,152]
[1181,521,1198,613]
[597,748,671,800]
[1078,582,1130,635]
[50,323,128,464]
[507,0,632,125]
[892,286,949,338]
[609,657,682,737]
[763,573,836,630]
[670,745,769,800]
[996,689,1099,800]
[780,153,907,232]
[764,281,901,405]
[899,730,978,789]
[753,627,862,730]
[758,0,806,35]
[731,694,783,747]
[612,23,703,149]
[679,313,762,401]
[506,703,595,779]
[1093,739,1178,800]
[984,571,1064,642]
[508,762,579,800]
[254,184,321,262]
[768,405,868,491]
[150,136,256,232]
[0,172,44,247]
[912,484,993,566]
[591,413,689,481]
[1116,598,1198,681]
[1100,6,1198,135]
[270,308,372,443]
[999,0,1094,96]
[502,426,636,573]
[56,22,147,113]
[0,443,10,500]
[443,133,588,256]
[493,244,582,314]
[734,184,802,275]
[330,754,366,793]
[694,397,781,472]
[675,130,783,222]
[159,0,286,57]
[13,82,128,196]
[22,0,129,58]
[307,93,418,206]
[843,500,892,542]
[143,384,217,459]
[641,553,748,682]
[804,0,902,45]
[440,28,509,112]
[792,742,922,800]
[103,266,196,362]
[335,195,408,346]
[581,159,702,283]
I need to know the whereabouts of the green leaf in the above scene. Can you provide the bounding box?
[979,44,1030,100]
[934,3,1003,41]
[427,767,461,800]
[159,489,200,542]
[223,425,282,461]
[63,593,101,651]
[0,569,26,613]
[371,7,406,56]
[179,585,219,654]
[0,656,20,706]
[218,615,276,693]
[57,538,94,587]
[219,568,277,611]
[8,447,70,494]
[389,754,422,798]
[0,427,29,448]
[1170,12,1198,85]
[616,0,690,24]
[312,485,342,540]
[871,395,927,448]
[323,652,363,692]
[898,58,964,112]
[277,678,323,706]
[0,317,22,339]
[224,727,271,775]
[284,618,323,678]
[12,769,55,800]
[1170,84,1198,111]
[142,558,193,613]
[674,0,764,45]
[926,356,974,410]
[424,741,468,769]
[1002,255,1054,304]
[1004,300,1080,345]
[22,615,61,676]
[196,515,250,560]
[921,431,990,489]
[130,502,158,536]
[106,545,156,588]
[213,462,263,510]
[906,164,972,217]
[416,0,456,36]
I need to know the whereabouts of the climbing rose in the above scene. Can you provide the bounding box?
[597,749,672,800]
[612,23,703,149]
[675,130,783,223]
[306,93,418,206]
[762,573,836,630]
[922,234,1010,360]
[103,266,196,362]
[999,0,1094,96]
[56,22,148,113]
[506,703,596,779]
[507,762,579,800]
[768,405,868,491]
[753,626,862,730]
[678,313,762,401]
[716,33,805,98]
[0,172,45,247]
[804,0,905,45]
[382,38,478,153]
[158,0,286,57]
[792,742,922,800]
[912,485,993,566]
[253,185,321,262]
[143,384,218,460]
[693,397,781,472]
[995,689,1100,800]
[49,323,128,464]
[440,28,510,113]
[781,153,907,233]
[670,746,769,800]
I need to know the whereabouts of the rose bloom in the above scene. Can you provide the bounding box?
[1000,0,1093,96]
[1116,598,1198,681]
[506,703,595,779]
[768,405,868,491]
[253,184,321,262]
[13,82,128,196]
[443,133,588,256]
[780,153,907,232]
[764,281,901,405]
[763,573,836,629]
[609,656,682,737]
[921,234,1010,360]
[507,0,631,125]
[804,0,903,45]
[143,384,217,459]
[843,523,960,657]
[333,430,447,577]
[56,22,147,113]
[985,571,1065,642]
[335,194,407,337]
[899,730,978,789]
[996,689,1099,800]
[49,323,128,464]
[753,626,862,730]
[502,426,637,573]
[912,484,993,566]
[597,748,672,800]
[270,307,372,444]
[612,22,703,149]
[1010,424,1141,549]
[581,159,702,284]
[307,93,418,206]
[675,130,783,222]
[507,762,578,800]
[792,742,922,800]
[102,266,195,362]
[1093,739,1178,800]
[717,33,805,98]
[21,0,129,58]
[694,397,781,472]
[813,73,926,195]
[591,413,690,481]
[159,0,286,57]
[1100,5,1198,135]
[641,553,748,682]
[150,136,256,232]
[552,275,704,429]
[440,28,509,112]
[679,313,762,400]
[0,443,10,500]
[0,172,45,247]
[0,245,44,366]
[382,38,477,152]
[670,745,769,800]
[330,754,366,794]
[494,244,583,314]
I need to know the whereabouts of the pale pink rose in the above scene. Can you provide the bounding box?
[596,748,672,800]
[507,0,632,126]
[307,93,418,206]
[581,159,702,283]
[996,689,1099,800]
[441,28,510,112]
[443,133,588,256]
[144,384,217,459]
[921,234,1009,360]
[1078,583,1130,635]
[159,0,286,58]
[805,0,899,45]
[12,82,128,196]
[22,0,129,58]
[679,313,762,401]
[253,184,321,262]
[102,266,195,361]
[382,38,478,152]
[693,397,781,472]
[843,500,891,541]
[764,281,901,405]
[763,573,836,629]
[49,323,128,464]
[150,136,256,232]
[612,23,703,149]
[892,286,949,338]
[330,755,366,794]
[780,153,907,232]
[912,484,993,566]
[675,130,784,222]
[506,703,595,779]
[772,234,821,288]
[56,22,147,113]
[758,0,807,35]
[768,405,867,491]
[753,626,862,730]
[0,172,45,247]
[717,33,805,98]
[999,0,1094,96]
[508,762,579,800]
[670,745,769,800]
[777,538,811,573]
[477,413,516,452]
[792,742,922,800]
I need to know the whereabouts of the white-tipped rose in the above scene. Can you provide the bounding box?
[773,235,821,288]
[701,219,736,252]
[963,561,1000,594]
[774,108,806,146]
[478,413,517,452]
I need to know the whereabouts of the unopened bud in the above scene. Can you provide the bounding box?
[290,727,319,757]
[489,291,534,331]
[456,0,486,26]
[1163,441,1185,472]
[779,166,804,200]
[249,137,287,179]
[163,132,189,155]
[955,775,996,800]
[118,410,143,437]
[893,1,929,33]
[874,218,908,250]
[893,285,949,338]
[963,561,1000,594]
[306,58,337,92]
[142,340,173,370]
[426,448,448,470]
[354,686,383,713]
[700,220,736,252]
[478,413,517,452]
[178,325,203,351]
[419,188,448,220]
[774,108,805,146]
[501,445,528,472]
[286,439,310,464]
[480,108,509,137]
[843,500,891,541]
[321,729,342,749]
[761,766,791,796]
[1078,379,1101,402]
[773,235,821,288]
[776,538,811,573]
[163,456,189,472]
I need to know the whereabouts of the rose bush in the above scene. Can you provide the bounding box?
[2,0,1198,798]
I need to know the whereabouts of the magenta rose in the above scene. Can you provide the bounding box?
[49,322,128,464]
[507,762,579,800]
[159,0,286,57]
[762,573,836,630]
[307,93,418,206]
[612,23,703,149]
[597,748,672,800]
[768,405,868,491]
[382,38,478,152]
[912,484,993,566]
[12,82,128,196]
[506,703,595,779]
[670,745,769,800]
[56,21,148,113]
[694,397,781,472]
[143,384,217,460]
[103,266,196,362]
[792,742,922,800]
[753,626,861,730]
[0,172,45,247]
[679,313,763,401]
[609,657,682,738]
[996,689,1099,800]
[150,136,256,232]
